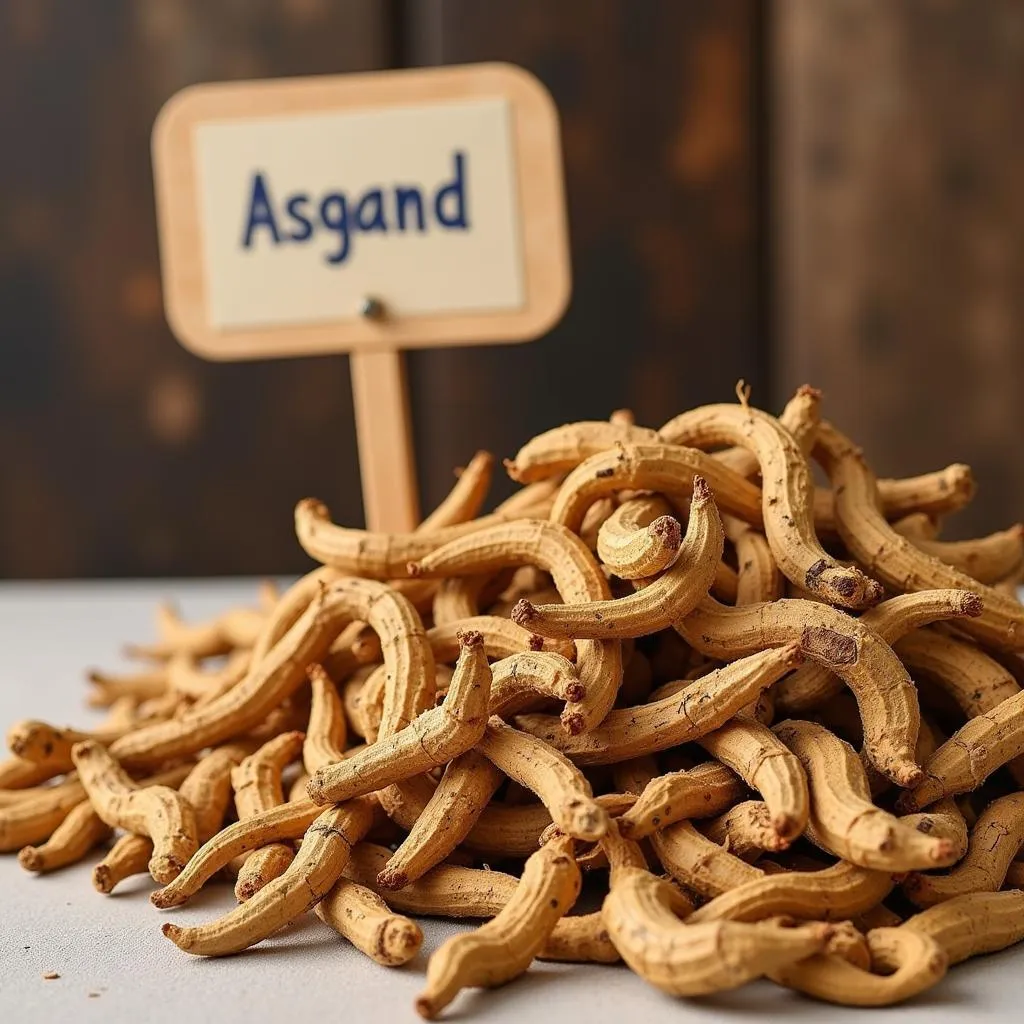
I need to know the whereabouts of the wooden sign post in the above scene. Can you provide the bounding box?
[152,63,570,532]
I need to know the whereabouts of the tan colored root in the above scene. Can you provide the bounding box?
[151,800,322,908]
[414,835,581,1019]
[815,421,1024,651]
[700,800,789,858]
[775,589,984,714]
[315,876,423,966]
[514,644,803,765]
[231,731,305,901]
[303,665,346,773]
[504,421,660,483]
[512,478,723,639]
[678,596,923,787]
[71,742,197,883]
[618,762,747,839]
[767,926,948,1006]
[903,890,1024,965]
[773,720,956,871]
[696,717,808,842]
[728,514,784,605]
[814,464,976,536]
[549,441,763,532]
[378,751,504,890]
[162,799,375,957]
[596,495,682,580]
[92,746,244,893]
[650,820,764,897]
[903,792,1024,908]
[126,601,263,661]
[476,718,608,841]
[17,799,111,874]
[899,690,1024,810]
[86,667,168,709]
[307,631,491,805]
[428,615,575,664]
[408,520,620,732]
[92,833,153,894]
[167,648,251,701]
[295,498,514,578]
[689,860,893,925]
[602,857,832,997]
[897,521,1024,585]
[111,577,434,766]
[896,630,1019,719]
[660,397,881,609]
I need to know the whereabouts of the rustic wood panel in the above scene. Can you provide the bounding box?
[405,0,763,512]
[774,0,1024,537]
[0,0,387,577]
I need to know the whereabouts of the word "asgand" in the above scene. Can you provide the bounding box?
[240,151,470,266]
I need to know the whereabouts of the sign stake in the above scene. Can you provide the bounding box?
[350,347,420,533]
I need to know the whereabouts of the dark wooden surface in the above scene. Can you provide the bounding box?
[4,0,1021,577]
[773,0,1024,537]
[0,0,762,576]
[404,0,763,513]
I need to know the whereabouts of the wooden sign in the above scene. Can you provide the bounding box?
[152,63,570,531]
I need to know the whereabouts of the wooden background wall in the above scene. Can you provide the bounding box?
[0,0,1019,578]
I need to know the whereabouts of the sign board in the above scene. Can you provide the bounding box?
[152,63,569,360]
[152,63,570,533]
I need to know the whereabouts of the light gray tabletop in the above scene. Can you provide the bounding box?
[0,578,1019,1022]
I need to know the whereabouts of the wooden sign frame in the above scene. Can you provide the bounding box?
[152,62,569,361]
[152,62,570,534]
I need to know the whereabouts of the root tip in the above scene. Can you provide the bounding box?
[377,868,408,891]
[511,598,538,626]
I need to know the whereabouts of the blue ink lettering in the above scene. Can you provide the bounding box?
[285,194,313,241]
[434,152,468,229]
[241,172,280,247]
[238,151,470,266]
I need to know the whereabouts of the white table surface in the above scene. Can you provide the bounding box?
[1,578,1021,1023]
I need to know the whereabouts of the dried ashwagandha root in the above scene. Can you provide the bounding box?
[688,859,894,925]
[315,876,423,967]
[814,420,1024,651]
[898,690,1024,811]
[151,800,323,909]
[414,834,582,1019]
[651,819,765,898]
[17,800,111,874]
[773,720,956,872]
[617,761,747,839]
[767,926,948,1006]
[774,589,984,714]
[92,746,245,894]
[111,577,435,767]
[599,821,833,997]
[895,515,1024,585]
[231,730,305,901]
[677,596,923,787]
[307,631,491,805]
[475,718,608,841]
[302,665,346,773]
[514,643,803,765]
[504,420,660,483]
[71,742,199,884]
[511,477,723,639]
[700,799,789,858]
[596,495,683,580]
[902,792,1024,908]
[901,890,1024,965]
[659,394,882,610]
[162,797,375,957]
[549,441,764,532]
[408,519,621,733]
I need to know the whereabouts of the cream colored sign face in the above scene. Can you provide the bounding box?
[153,64,570,359]
[195,99,523,330]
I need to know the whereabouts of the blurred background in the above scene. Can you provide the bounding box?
[1,0,1022,579]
